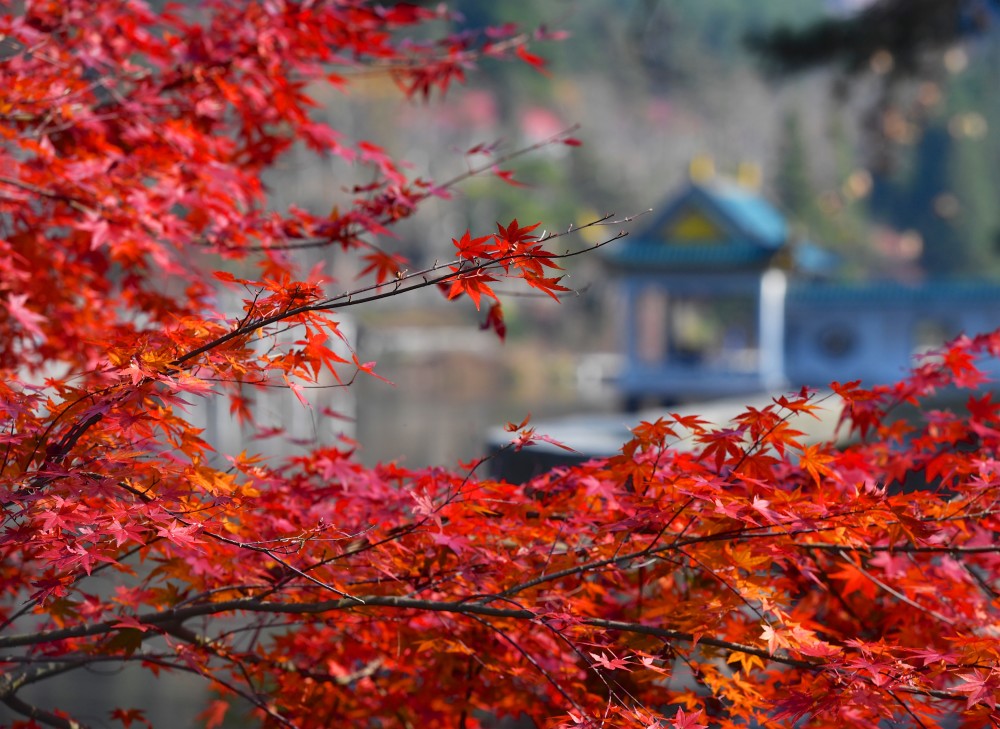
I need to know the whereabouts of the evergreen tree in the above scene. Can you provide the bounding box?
[944,60,1000,276]
[749,0,994,75]
[870,126,963,275]
[775,111,815,219]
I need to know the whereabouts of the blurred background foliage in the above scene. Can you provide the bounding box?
[257,0,1000,465]
[273,0,1000,282]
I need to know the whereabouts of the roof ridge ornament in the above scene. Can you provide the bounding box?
[689,154,715,183]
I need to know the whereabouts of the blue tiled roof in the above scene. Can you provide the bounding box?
[607,180,788,270]
[699,180,787,249]
[793,240,841,276]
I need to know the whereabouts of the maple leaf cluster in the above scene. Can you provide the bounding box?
[3,2,1000,729]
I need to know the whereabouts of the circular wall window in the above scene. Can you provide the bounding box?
[817,325,857,359]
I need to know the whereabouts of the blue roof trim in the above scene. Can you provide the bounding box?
[789,280,1000,304]
[608,243,773,268]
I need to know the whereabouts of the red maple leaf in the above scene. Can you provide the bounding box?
[446,267,498,310]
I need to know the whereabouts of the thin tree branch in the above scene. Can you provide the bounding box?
[834,549,956,626]
[801,541,1000,554]
[1,693,92,729]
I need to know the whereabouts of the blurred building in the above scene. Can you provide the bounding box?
[607,169,1000,408]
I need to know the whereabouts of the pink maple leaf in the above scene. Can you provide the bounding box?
[6,294,46,337]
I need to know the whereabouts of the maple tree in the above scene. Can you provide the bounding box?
[3,2,1000,728]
